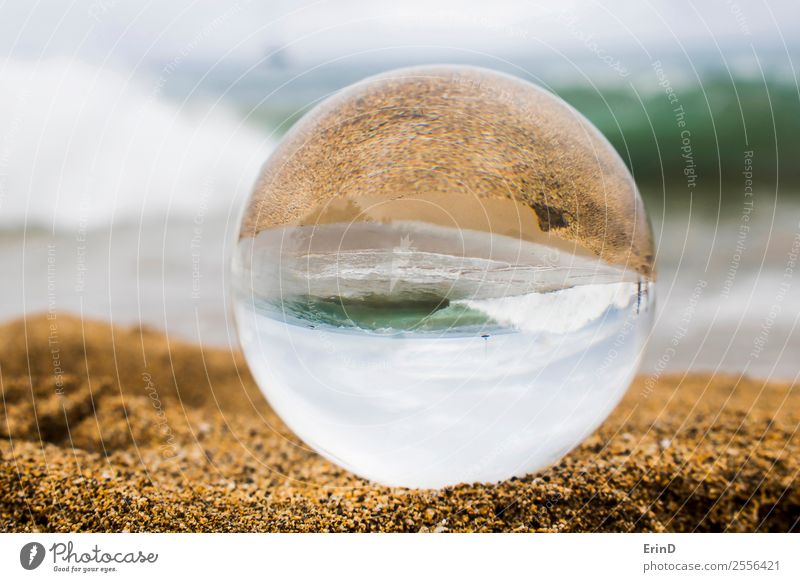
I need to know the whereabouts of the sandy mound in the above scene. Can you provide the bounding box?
[1,314,797,532]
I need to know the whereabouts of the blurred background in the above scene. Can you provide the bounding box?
[1,0,799,379]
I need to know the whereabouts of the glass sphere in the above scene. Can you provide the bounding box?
[233,66,654,489]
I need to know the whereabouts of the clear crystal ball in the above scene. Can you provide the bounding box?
[233,66,654,488]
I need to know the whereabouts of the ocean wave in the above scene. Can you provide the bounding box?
[0,58,273,232]
[458,280,642,334]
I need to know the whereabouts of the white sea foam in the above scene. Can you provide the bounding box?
[237,221,642,305]
[458,281,640,334]
[0,58,272,231]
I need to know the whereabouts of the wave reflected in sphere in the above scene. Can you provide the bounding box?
[233,66,654,489]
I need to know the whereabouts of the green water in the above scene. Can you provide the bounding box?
[260,294,499,334]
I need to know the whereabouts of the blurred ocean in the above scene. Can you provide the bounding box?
[1,55,799,380]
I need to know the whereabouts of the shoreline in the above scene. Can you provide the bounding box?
[1,313,797,532]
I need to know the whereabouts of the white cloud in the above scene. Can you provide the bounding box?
[0,0,796,66]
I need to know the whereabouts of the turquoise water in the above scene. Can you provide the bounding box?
[256,294,500,335]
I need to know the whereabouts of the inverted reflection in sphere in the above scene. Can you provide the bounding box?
[233,66,654,488]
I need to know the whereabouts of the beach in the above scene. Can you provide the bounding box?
[1,314,797,532]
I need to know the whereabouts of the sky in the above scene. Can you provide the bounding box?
[1,0,797,69]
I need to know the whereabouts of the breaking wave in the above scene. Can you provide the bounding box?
[0,58,272,232]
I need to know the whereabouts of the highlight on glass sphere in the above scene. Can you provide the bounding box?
[232,65,654,489]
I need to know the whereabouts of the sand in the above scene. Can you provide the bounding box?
[241,66,654,277]
[1,314,797,532]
